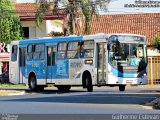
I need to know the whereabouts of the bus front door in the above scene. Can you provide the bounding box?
[97,43,107,84]
[47,46,56,83]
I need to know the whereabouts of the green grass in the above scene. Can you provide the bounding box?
[0,83,27,89]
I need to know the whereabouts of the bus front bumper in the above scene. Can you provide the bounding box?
[107,74,148,85]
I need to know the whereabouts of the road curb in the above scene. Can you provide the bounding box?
[0,90,26,96]
[8,91,26,96]
[142,105,153,110]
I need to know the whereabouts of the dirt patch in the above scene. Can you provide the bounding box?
[0,90,25,96]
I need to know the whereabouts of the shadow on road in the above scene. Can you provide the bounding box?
[1,88,160,105]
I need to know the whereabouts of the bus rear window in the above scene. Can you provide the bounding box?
[11,45,18,61]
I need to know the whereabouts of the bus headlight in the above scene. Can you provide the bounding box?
[141,73,147,78]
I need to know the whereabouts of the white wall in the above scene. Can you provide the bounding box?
[46,20,63,34]
[147,48,160,57]
[21,20,63,38]
[21,21,47,39]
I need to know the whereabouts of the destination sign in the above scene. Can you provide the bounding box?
[109,35,145,43]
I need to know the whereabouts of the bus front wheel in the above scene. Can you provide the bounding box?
[119,85,126,91]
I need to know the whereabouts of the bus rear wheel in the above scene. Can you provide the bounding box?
[57,85,71,92]
[29,76,37,91]
[29,75,44,91]
[119,85,126,91]
[85,75,93,92]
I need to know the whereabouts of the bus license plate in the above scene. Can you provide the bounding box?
[126,80,133,84]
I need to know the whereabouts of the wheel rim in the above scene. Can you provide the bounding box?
[30,77,36,89]
[86,77,88,86]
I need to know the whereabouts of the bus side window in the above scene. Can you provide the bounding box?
[57,42,67,59]
[67,41,79,59]
[33,44,44,60]
[11,45,18,61]
[27,44,33,61]
[81,40,94,58]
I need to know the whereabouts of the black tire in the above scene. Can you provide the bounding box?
[29,75,37,91]
[57,85,71,92]
[85,74,93,92]
[119,85,125,91]
[37,86,45,91]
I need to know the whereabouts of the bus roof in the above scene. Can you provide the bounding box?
[11,33,146,46]
[18,36,83,45]
[83,33,109,40]
[108,33,146,38]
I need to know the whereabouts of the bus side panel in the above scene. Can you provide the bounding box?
[9,62,20,84]
[19,67,25,84]
[55,59,69,79]
[26,60,46,85]
[54,59,70,85]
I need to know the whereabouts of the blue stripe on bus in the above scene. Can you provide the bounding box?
[19,36,83,45]
[111,67,135,78]
[76,73,81,79]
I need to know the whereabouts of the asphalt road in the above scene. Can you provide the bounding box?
[0,85,160,116]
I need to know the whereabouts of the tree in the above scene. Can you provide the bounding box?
[36,0,111,35]
[155,35,160,51]
[0,0,24,44]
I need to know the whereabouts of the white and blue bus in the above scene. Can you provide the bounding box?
[9,33,148,92]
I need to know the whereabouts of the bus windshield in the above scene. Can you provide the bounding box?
[108,36,147,72]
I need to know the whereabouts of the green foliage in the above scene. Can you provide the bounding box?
[0,0,24,43]
[35,0,50,27]
[155,35,160,50]
[0,83,27,88]
[36,0,110,35]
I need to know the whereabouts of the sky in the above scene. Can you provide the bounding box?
[20,0,160,14]
[107,0,160,14]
